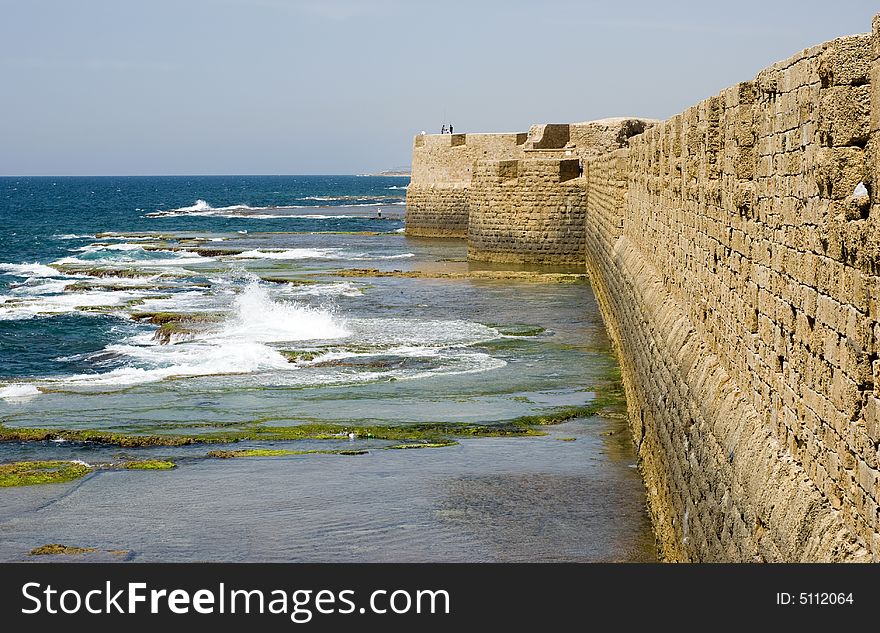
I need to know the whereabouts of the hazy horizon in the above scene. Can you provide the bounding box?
[2,0,878,176]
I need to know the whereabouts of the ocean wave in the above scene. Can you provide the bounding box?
[43,283,349,387]
[146,200,278,218]
[0,288,151,320]
[6,278,74,296]
[287,282,363,298]
[0,384,41,401]
[147,198,403,219]
[73,242,145,253]
[5,275,504,390]
[52,245,214,268]
[385,186,408,190]
[0,263,61,278]
[53,234,95,240]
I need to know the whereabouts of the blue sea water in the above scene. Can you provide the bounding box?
[0,175,656,562]
[0,176,407,379]
[1,175,407,264]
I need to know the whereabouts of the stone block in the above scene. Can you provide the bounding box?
[818,35,872,87]
[818,85,870,147]
[814,147,866,200]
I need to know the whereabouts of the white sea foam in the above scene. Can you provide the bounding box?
[0,263,61,278]
[345,318,498,348]
[52,247,214,268]
[0,384,41,400]
[146,200,305,218]
[0,289,151,320]
[130,290,223,314]
[8,278,75,296]
[73,242,144,253]
[232,248,339,260]
[16,274,503,390]
[385,186,408,190]
[242,214,360,220]
[218,283,349,343]
[287,282,362,298]
[53,234,95,240]
[145,198,400,219]
[58,341,293,386]
[49,283,350,388]
[231,249,414,261]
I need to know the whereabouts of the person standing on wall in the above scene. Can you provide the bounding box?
[449,124,453,134]
[441,124,447,134]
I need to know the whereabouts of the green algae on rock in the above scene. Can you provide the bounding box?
[485,323,547,337]
[387,440,458,450]
[117,460,176,470]
[0,460,93,487]
[279,350,324,363]
[51,264,173,279]
[29,544,97,556]
[0,403,606,453]
[207,448,369,458]
[0,424,206,447]
[333,268,587,283]
[129,311,225,344]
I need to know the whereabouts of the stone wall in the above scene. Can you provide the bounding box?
[405,14,880,561]
[583,27,879,561]
[405,133,525,237]
[468,158,586,264]
[466,119,652,263]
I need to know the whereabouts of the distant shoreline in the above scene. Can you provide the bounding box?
[358,171,411,177]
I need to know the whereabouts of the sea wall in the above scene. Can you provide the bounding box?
[466,119,652,263]
[405,133,526,237]
[583,26,879,561]
[468,158,586,264]
[406,15,880,560]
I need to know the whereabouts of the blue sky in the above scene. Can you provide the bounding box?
[1,0,877,175]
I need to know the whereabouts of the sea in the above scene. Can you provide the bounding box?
[0,175,655,562]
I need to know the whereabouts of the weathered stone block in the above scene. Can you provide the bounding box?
[818,85,871,147]
[814,147,866,200]
[818,36,872,87]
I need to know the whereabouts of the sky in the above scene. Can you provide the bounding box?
[1,0,878,175]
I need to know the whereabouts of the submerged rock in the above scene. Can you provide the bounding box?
[0,460,93,487]
[333,268,587,283]
[30,544,97,556]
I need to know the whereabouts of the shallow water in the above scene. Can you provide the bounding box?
[0,176,656,561]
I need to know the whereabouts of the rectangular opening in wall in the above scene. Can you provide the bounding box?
[515,133,528,145]
[450,134,466,146]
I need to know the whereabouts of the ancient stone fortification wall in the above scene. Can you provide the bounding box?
[404,121,650,242]
[406,15,880,561]
[584,26,880,561]
[405,133,525,237]
[467,119,651,263]
[468,158,586,264]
